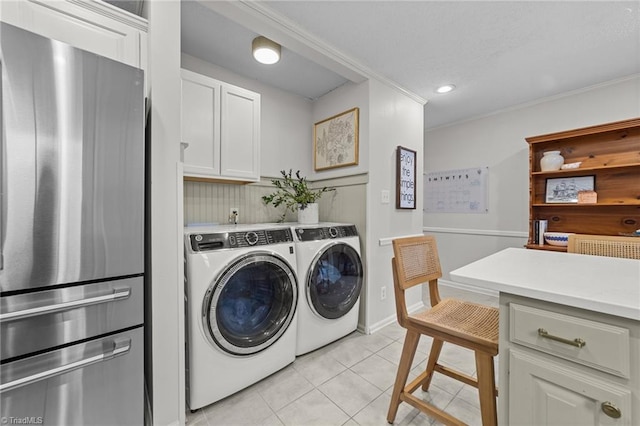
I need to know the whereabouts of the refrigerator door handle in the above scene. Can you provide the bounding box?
[0,338,131,393]
[0,287,131,323]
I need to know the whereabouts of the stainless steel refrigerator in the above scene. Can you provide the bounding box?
[0,23,144,425]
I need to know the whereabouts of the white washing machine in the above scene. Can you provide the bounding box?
[184,224,298,410]
[292,223,364,356]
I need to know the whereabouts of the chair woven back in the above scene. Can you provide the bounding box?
[387,234,499,425]
[567,234,640,259]
[392,235,442,290]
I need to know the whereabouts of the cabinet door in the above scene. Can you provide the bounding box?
[220,85,260,180]
[181,72,221,176]
[0,0,145,70]
[509,349,632,426]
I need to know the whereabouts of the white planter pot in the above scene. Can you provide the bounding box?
[297,203,319,224]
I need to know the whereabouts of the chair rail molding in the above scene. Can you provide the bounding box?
[423,226,528,238]
[379,234,425,246]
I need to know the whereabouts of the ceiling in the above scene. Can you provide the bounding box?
[181,1,640,130]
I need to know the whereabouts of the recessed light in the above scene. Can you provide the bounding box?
[436,84,456,94]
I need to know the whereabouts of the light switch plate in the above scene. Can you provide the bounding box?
[381,190,390,204]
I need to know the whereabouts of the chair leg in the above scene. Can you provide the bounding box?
[421,338,443,391]
[475,352,497,426]
[387,330,420,424]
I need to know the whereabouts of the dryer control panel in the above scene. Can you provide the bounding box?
[295,225,358,242]
[190,228,294,252]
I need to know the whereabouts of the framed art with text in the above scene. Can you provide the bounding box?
[396,146,416,209]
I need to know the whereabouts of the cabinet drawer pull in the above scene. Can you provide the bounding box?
[601,401,622,419]
[537,328,586,348]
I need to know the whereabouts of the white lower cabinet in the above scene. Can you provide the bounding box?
[509,349,631,425]
[180,69,260,182]
[500,294,639,426]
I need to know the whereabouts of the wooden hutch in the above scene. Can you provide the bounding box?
[526,117,640,252]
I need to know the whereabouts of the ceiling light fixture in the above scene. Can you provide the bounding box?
[252,36,281,65]
[436,84,456,94]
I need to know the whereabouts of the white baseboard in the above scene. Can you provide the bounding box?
[363,315,395,335]
[365,301,425,334]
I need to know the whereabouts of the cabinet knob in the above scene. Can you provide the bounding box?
[601,401,622,419]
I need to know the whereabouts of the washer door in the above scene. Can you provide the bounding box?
[203,253,298,355]
[307,242,363,320]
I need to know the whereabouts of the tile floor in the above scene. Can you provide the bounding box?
[186,287,498,426]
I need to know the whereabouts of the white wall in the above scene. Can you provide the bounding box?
[310,82,370,180]
[295,81,371,329]
[147,2,183,425]
[311,78,425,332]
[181,54,313,179]
[365,79,425,332]
[300,78,426,332]
[425,75,640,287]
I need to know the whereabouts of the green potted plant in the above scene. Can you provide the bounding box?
[262,169,335,223]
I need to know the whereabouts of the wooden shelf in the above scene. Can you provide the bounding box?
[532,202,640,207]
[526,118,640,250]
[524,244,567,252]
[531,162,640,176]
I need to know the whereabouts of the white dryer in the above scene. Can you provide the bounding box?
[184,224,298,410]
[292,223,364,356]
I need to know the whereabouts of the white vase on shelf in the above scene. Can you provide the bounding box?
[297,203,319,224]
[540,150,564,171]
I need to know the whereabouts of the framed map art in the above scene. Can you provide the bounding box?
[314,107,359,171]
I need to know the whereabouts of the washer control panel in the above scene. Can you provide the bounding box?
[189,228,294,252]
[295,225,358,242]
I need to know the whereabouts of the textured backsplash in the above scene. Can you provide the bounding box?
[183,175,367,229]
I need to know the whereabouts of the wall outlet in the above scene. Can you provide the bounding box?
[381,286,387,300]
[229,207,239,224]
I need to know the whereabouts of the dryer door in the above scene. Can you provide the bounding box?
[203,253,298,355]
[306,242,363,320]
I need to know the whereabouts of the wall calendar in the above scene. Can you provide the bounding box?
[424,166,489,214]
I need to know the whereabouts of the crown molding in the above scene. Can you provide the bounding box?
[200,1,427,105]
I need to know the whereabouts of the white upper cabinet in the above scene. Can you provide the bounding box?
[181,71,221,177]
[0,0,148,74]
[181,69,260,182]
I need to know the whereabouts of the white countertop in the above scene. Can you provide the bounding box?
[450,248,640,321]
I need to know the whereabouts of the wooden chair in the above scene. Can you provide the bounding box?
[567,234,640,259]
[387,235,499,426]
